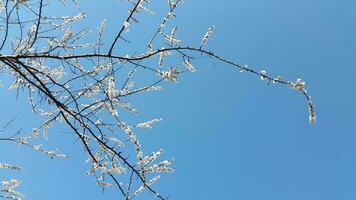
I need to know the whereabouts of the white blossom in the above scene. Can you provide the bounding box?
[160,67,180,83]
[123,21,130,32]
[0,163,21,171]
[133,176,160,197]
[136,118,162,129]
[200,25,215,48]
[183,59,196,72]
[273,76,283,83]
[260,70,267,80]
[107,76,116,101]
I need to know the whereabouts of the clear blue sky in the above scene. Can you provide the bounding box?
[0,0,355,200]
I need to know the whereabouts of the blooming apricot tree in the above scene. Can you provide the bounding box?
[0,0,316,199]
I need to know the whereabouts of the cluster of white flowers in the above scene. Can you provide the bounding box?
[60,29,74,45]
[42,121,52,140]
[123,85,163,96]
[239,64,249,72]
[32,144,68,159]
[97,181,112,188]
[123,21,130,32]
[0,161,23,199]
[260,70,268,80]
[1,179,24,200]
[168,0,183,10]
[137,1,155,15]
[159,67,180,83]
[309,110,316,124]
[124,126,144,167]
[18,136,31,145]
[200,25,215,49]
[97,19,106,37]
[117,101,138,114]
[107,76,116,101]
[287,79,316,124]
[168,11,176,18]
[183,59,196,72]
[142,149,164,165]
[136,118,162,129]
[32,128,39,138]
[61,12,86,25]
[143,164,174,173]
[50,66,65,81]
[288,78,306,92]
[0,163,21,171]
[259,70,283,85]
[133,175,160,197]
[272,75,283,83]
[160,31,181,45]
[108,137,125,148]
[8,78,23,91]
[86,147,127,178]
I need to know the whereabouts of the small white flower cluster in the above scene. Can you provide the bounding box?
[107,76,116,101]
[168,0,183,10]
[50,66,65,81]
[32,144,68,159]
[98,19,106,36]
[183,59,196,72]
[260,70,268,80]
[97,181,112,188]
[147,85,163,91]
[86,157,126,177]
[288,78,306,92]
[42,121,52,140]
[287,79,316,124]
[136,118,162,129]
[1,179,24,200]
[159,67,180,83]
[18,136,31,145]
[133,175,160,197]
[48,12,86,30]
[141,149,173,173]
[108,137,125,148]
[142,149,164,165]
[124,126,144,167]
[160,31,181,45]
[32,128,39,138]
[309,106,316,124]
[259,70,283,84]
[123,21,130,32]
[239,64,249,72]
[79,133,90,144]
[61,29,74,44]
[200,25,215,49]
[143,163,174,173]
[117,101,138,114]
[8,78,23,91]
[272,75,283,83]
[63,12,86,25]
[137,1,155,15]
[0,163,21,171]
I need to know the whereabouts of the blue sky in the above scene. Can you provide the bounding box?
[0,0,355,200]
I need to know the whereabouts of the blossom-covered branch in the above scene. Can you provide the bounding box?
[0,0,316,199]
